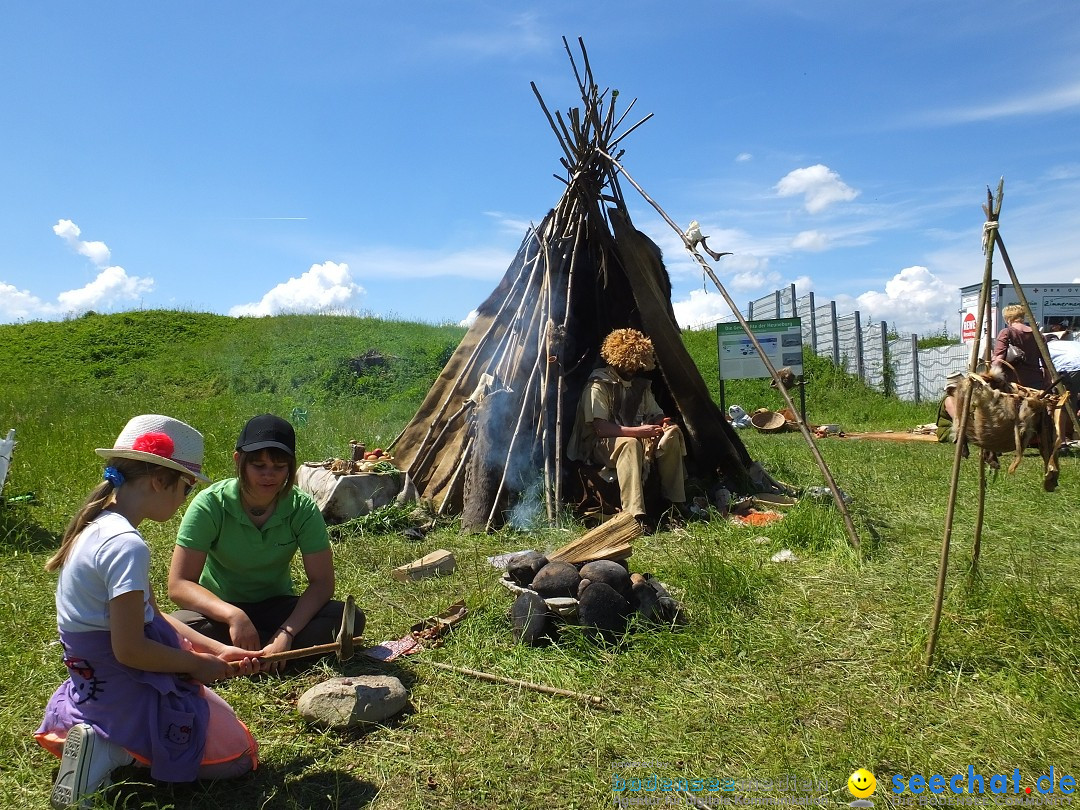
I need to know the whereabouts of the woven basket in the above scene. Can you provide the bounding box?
[751,410,786,433]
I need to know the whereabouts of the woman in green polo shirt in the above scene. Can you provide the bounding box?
[168,414,360,671]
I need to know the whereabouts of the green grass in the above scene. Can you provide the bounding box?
[2,311,1078,809]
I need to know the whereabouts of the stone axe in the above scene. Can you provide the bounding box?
[229,595,361,669]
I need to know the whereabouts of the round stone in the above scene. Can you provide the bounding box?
[577,581,632,640]
[530,561,581,599]
[579,559,631,595]
[630,579,661,622]
[506,551,549,586]
[511,590,555,646]
[297,675,408,728]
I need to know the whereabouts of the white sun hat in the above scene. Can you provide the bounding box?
[95,414,211,483]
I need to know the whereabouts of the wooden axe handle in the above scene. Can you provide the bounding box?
[227,634,364,668]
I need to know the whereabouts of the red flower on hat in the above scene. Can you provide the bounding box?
[131,432,175,459]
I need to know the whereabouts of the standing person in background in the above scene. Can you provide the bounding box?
[992,304,1048,389]
[169,414,355,673]
[36,415,260,810]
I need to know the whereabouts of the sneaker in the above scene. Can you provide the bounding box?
[50,723,132,809]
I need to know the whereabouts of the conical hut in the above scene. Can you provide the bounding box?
[390,40,757,530]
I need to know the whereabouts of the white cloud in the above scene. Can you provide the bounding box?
[483,211,535,236]
[0,266,153,323]
[735,152,753,163]
[0,282,49,321]
[0,220,156,322]
[53,219,111,266]
[731,268,781,292]
[56,266,153,312]
[775,165,859,214]
[435,12,546,59]
[834,265,955,335]
[916,79,1080,126]
[459,309,479,328]
[791,230,828,251]
[228,261,365,317]
[672,289,737,329]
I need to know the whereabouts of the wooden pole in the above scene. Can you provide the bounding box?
[600,149,862,550]
[486,344,544,530]
[973,457,986,566]
[540,244,556,524]
[910,333,921,404]
[399,231,543,474]
[925,181,1002,670]
[438,436,474,516]
[553,208,586,527]
[972,267,996,567]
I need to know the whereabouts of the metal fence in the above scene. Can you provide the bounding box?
[693,284,969,403]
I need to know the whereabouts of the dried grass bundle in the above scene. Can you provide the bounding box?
[549,511,639,564]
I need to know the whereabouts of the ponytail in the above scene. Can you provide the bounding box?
[44,458,183,572]
[45,481,114,572]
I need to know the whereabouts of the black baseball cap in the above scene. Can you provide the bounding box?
[236,414,296,456]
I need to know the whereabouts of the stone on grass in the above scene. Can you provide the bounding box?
[506,551,549,586]
[511,590,555,646]
[657,596,687,625]
[577,578,592,599]
[578,581,632,640]
[530,561,581,599]
[630,578,662,622]
[644,575,672,599]
[578,559,631,596]
[297,675,407,729]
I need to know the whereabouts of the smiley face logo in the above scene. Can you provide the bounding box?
[848,768,877,799]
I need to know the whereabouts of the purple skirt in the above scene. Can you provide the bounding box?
[36,614,210,782]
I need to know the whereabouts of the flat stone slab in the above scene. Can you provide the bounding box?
[297,675,408,728]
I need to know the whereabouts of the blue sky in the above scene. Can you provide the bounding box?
[2,1,1079,337]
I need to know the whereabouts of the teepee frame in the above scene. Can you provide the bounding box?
[924,180,1080,668]
[391,38,857,543]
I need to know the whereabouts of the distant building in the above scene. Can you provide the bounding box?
[960,281,1080,346]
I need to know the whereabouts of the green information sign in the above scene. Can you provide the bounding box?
[716,317,803,381]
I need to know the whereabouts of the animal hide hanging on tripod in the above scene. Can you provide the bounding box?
[950,370,1067,491]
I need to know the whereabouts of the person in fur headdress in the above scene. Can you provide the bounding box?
[568,328,688,522]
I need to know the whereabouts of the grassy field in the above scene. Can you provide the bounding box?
[1,311,1078,809]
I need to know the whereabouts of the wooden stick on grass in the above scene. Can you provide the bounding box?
[422,660,609,710]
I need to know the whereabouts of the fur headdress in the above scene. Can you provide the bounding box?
[600,328,655,373]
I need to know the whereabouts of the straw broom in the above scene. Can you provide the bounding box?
[548,511,640,564]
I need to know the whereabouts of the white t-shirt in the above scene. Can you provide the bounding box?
[55,510,154,633]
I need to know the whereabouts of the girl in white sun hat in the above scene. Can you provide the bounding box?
[35,415,261,810]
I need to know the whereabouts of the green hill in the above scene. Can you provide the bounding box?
[5,311,1074,810]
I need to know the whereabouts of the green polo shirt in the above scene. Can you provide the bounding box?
[176,478,330,603]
